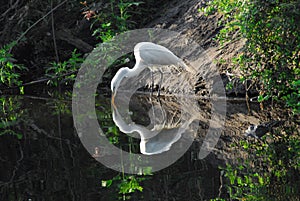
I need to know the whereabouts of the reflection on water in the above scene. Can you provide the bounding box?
[112,93,205,155]
[111,65,226,159]
[0,95,299,200]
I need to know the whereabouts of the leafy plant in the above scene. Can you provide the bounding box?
[83,0,143,42]
[0,41,27,92]
[46,49,84,87]
[0,96,25,139]
[102,174,147,200]
[202,0,300,114]
[101,166,155,200]
[213,125,300,200]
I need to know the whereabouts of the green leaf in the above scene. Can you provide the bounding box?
[16,133,23,140]
[102,179,113,187]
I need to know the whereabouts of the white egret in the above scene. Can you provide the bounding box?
[110,42,198,155]
[111,42,196,104]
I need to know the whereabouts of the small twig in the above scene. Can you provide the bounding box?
[51,0,60,63]
[29,123,74,145]
[245,80,251,113]
[218,170,224,198]
[21,95,71,102]
[0,0,21,20]
[8,141,24,185]
[0,70,77,91]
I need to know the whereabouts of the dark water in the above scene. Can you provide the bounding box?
[0,95,299,201]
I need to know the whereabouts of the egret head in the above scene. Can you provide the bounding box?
[111,67,130,95]
[111,67,130,108]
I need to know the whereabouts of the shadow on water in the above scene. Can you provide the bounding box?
[0,94,299,200]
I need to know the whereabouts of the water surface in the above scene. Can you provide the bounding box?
[0,95,299,200]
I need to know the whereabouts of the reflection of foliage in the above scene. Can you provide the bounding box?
[95,99,120,145]
[0,96,24,139]
[48,92,73,115]
[106,125,120,144]
[99,124,152,200]
[202,0,300,114]
[214,126,300,200]
[95,94,152,200]
[47,98,72,115]
[95,96,139,147]
[97,110,135,147]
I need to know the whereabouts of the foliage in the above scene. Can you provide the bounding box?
[106,125,120,144]
[0,96,24,139]
[82,0,143,42]
[98,100,153,200]
[46,49,84,87]
[45,91,73,115]
[202,0,300,114]
[0,41,27,92]
[213,126,300,200]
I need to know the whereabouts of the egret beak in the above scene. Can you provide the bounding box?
[111,92,116,109]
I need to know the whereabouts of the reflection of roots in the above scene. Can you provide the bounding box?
[129,94,211,131]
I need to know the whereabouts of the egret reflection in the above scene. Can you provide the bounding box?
[112,94,205,155]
